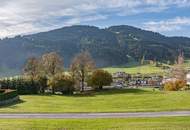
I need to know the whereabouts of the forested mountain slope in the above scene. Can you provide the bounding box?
[0,25,189,76]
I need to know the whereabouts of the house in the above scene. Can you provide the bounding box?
[112,72,131,87]
[112,72,131,79]
[129,74,163,87]
[186,72,190,85]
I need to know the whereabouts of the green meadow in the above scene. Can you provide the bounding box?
[1,88,190,113]
[103,64,165,74]
[0,117,190,130]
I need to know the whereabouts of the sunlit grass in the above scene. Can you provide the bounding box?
[1,88,190,113]
[103,64,164,74]
[0,117,190,130]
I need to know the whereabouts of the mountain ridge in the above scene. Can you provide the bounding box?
[0,25,190,76]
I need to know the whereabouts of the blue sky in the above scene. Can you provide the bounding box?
[0,0,190,38]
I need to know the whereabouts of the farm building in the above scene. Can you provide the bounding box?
[128,74,163,87]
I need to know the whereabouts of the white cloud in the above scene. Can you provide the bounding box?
[143,17,190,32]
[0,0,190,38]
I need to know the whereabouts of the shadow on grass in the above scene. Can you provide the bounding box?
[94,88,151,96]
[69,88,155,97]
[0,99,25,109]
[68,91,96,97]
[50,88,156,97]
[5,88,158,99]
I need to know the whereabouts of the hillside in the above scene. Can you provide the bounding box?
[0,25,190,76]
[104,64,164,75]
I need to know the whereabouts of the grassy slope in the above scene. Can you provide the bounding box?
[103,64,164,74]
[1,89,190,113]
[0,117,190,130]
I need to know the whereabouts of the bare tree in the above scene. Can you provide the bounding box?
[171,65,187,80]
[41,52,64,94]
[23,57,40,89]
[41,52,64,76]
[23,57,40,79]
[171,52,186,80]
[177,52,184,65]
[70,51,95,92]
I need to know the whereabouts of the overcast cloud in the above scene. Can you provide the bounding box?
[0,0,190,38]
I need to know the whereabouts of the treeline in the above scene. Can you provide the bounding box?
[0,51,112,95]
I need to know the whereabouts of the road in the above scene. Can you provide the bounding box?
[0,111,190,119]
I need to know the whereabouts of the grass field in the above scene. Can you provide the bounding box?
[103,64,164,74]
[0,117,190,130]
[1,88,190,113]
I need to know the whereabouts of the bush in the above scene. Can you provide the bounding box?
[164,80,186,91]
[0,90,5,93]
[48,73,75,95]
[16,78,39,95]
[88,69,113,90]
[0,89,18,101]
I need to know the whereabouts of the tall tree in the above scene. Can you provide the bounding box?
[41,52,64,94]
[23,57,40,91]
[36,74,48,94]
[47,73,74,95]
[70,51,95,92]
[23,57,40,80]
[41,52,64,76]
[177,51,184,65]
[171,52,186,80]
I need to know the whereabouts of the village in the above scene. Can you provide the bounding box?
[112,71,190,88]
[112,53,190,89]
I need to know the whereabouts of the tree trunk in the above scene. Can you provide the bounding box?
[52,87,55,94]
[81,69,85,92]
[99,86,103,90]
[41,87,45,94]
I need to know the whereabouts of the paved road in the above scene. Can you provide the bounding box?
[0,111,190,119]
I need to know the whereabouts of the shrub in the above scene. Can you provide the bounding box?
[88,69,113,90]
[16,78,39,95]
[164,80,186,91]
[0,89,18,101]
[0,77,39,95]
[0,90,5,93]
[48,73,75,95]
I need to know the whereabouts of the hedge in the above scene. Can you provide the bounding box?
[0,89,18,101]
[0,77,39,95]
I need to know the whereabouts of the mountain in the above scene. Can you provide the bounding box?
[0,25,190,76]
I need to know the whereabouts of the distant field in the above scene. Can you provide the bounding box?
[103,64,164,74]
[0,117,190,130]
[1,88,190,113]
[182,60,190,69]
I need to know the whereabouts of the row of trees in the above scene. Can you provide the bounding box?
[15,51,113,94]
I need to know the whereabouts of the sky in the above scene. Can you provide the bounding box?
[0,0,190,38]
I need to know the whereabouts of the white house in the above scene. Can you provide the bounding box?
[162,77,177,85]
[186,73,190,85]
